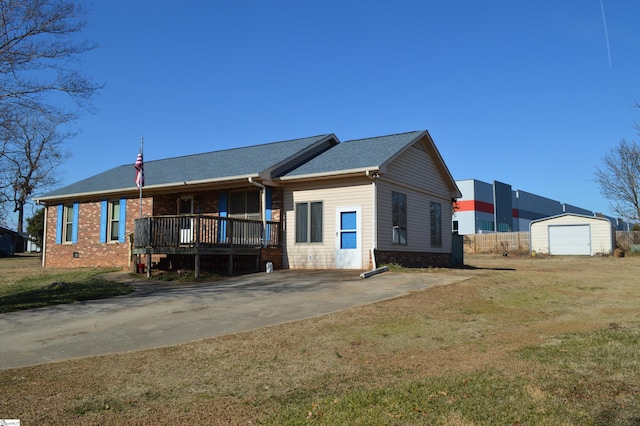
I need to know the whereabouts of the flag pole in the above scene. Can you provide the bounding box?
[134,137,146,274]
[139,137,144,219]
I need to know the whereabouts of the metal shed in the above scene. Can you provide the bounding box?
[530,213,614,256]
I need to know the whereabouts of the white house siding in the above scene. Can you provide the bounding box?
[385,142,452,200]
[376,181,453,254]
[530,214,613,256]
[378,141,453,253]
[283,178,373,269]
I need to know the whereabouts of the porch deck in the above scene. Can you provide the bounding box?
[132,215,281,276]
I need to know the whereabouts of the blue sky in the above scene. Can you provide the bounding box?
[24,1,640,221]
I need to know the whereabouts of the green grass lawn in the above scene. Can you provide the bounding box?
[0,258,133,313]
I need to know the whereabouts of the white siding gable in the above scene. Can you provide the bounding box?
[385,142,451,200]
[378,141,453,253]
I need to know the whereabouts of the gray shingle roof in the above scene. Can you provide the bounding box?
[36,130,451,201]
[282,131,425,177]
[38,135,332,199]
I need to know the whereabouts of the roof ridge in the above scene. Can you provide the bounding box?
[342,130,424,143]
[119,134,333,166]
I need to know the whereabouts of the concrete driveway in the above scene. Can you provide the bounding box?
[0,269,468,370]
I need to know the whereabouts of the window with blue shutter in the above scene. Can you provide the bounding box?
[100,199,127,243]
[56,203,79,244]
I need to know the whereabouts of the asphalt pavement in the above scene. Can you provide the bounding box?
[0,269,468,370]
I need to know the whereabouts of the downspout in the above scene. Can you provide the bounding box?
[366,170,378,269]
[41,203,47,268]
[362,170,387,278]
[248,177,267,247]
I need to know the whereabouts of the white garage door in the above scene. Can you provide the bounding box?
[549,224,591,255]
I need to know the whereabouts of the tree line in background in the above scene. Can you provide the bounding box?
[0,0,100,232]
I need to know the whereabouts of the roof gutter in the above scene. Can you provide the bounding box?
[34,174,261,204]
[277,167,381,182]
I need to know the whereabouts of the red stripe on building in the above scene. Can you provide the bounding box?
[454,200,494,214]
[512,208,519,218]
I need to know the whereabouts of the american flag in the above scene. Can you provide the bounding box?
[135,151,144,190]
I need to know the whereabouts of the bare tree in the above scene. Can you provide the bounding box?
[595,139,640,222]
[0,111,72,231]
[0,0,100,229]
[0,0,101,119]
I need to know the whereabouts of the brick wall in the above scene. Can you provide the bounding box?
[153,193,178,215]
[260,247,283,271]
[44,197,153,269]
[43,187,285,270]
[270,187,283,222]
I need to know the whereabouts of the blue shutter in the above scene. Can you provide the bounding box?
[118,198,127,242]
[219,191,227,241]
[99,201,108,243]
[71,203,79,244]
[265,187,272,220]
[56,205,63,244]
[265,187,272,242]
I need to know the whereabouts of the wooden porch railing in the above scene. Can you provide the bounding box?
[133,215,280,249]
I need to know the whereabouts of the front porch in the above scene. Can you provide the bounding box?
[133,215,281,277]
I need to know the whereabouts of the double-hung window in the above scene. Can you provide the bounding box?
[430,202,442,247]
[108,201,120,241]
[392,192,407,245]
[56,203,79,244]
[100,199,127,243]
[63,205,74,243]
[295,201,322,243]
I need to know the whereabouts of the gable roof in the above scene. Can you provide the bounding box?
[36,134,337,201]
[280,131,424,178]
[280,130,461,198]
[35,130,461,202]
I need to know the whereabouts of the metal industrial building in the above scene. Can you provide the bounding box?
[452,179,626,235]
